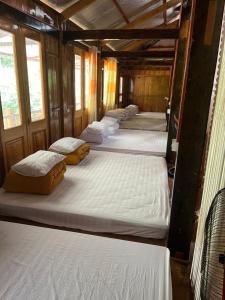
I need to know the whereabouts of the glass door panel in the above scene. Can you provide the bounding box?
[25,38,45,122]
[0,29,21,129]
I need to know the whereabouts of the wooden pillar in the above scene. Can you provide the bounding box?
[0,131,5,186]
[166,5,193,161]
[168,0,225,259]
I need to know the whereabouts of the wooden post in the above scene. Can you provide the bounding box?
[166,4,193,161]
[168,0,225,259]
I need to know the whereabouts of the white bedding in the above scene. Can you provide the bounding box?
[0,221,172,300]
[120,116,167,131]
[0,151,170,239]
[136,112,166,119]
[91,129,168,157]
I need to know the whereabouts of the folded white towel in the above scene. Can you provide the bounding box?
[86,122,108,136]
[101,116,118,125]
[105,109,128,121]
[80,129,104,144]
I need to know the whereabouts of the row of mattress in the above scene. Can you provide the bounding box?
[79,110,168,156]
[0,110,170,239]
[0,110,172,299]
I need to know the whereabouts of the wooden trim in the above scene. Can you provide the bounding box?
[0,1,59,36]
[112,0,129,24]
[62,0,97,20]
[101,50,175,58]
[119,60,173,67]
[63,28,179,42]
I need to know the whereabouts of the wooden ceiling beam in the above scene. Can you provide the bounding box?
[63,28,179,42]
[101,50,175,58]
[112,0,129,24]
[119,19,179,51]
[123,0,181,29]
[62,0,97,20]
[119,60,173,67]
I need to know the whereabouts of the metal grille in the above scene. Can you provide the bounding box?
[201,188,225,300]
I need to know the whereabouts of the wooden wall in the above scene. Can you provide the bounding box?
[0,0,60,29]
[120,67,171,112]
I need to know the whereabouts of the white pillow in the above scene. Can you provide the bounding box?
[49,137,85,154]
[12,150,65,177]
[80,129,104,144]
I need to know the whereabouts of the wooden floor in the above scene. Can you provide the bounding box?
[171,259,193,300]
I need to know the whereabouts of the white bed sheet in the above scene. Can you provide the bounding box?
[120,116,167,131]
[0,221,172,300]
[0,151,170,239]
[91,129,168,156]
[136,112,166,119]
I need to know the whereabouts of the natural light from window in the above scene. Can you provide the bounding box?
[75,54,81,111]
[25,38,45,122]
[0,29,21,129]
[119,76,123,103]
[85,56,89,109]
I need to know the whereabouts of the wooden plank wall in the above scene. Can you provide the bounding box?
[120,67,171,112]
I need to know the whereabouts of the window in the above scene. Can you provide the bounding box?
[129,78,134,102]
[85,55,89,109]
[75,54,82,111]
[25,38,44,122]
[0,29,21,129]
[119,76,123,103]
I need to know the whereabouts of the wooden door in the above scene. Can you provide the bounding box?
[44,35,62,143]
[0,21,29,172]
[21,29,49,152]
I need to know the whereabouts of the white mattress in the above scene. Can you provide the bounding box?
[136,112,166,119]
[0,151,170,239]
[120,116,167,131]
[91,129,168,156]
[0,221,172,300]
